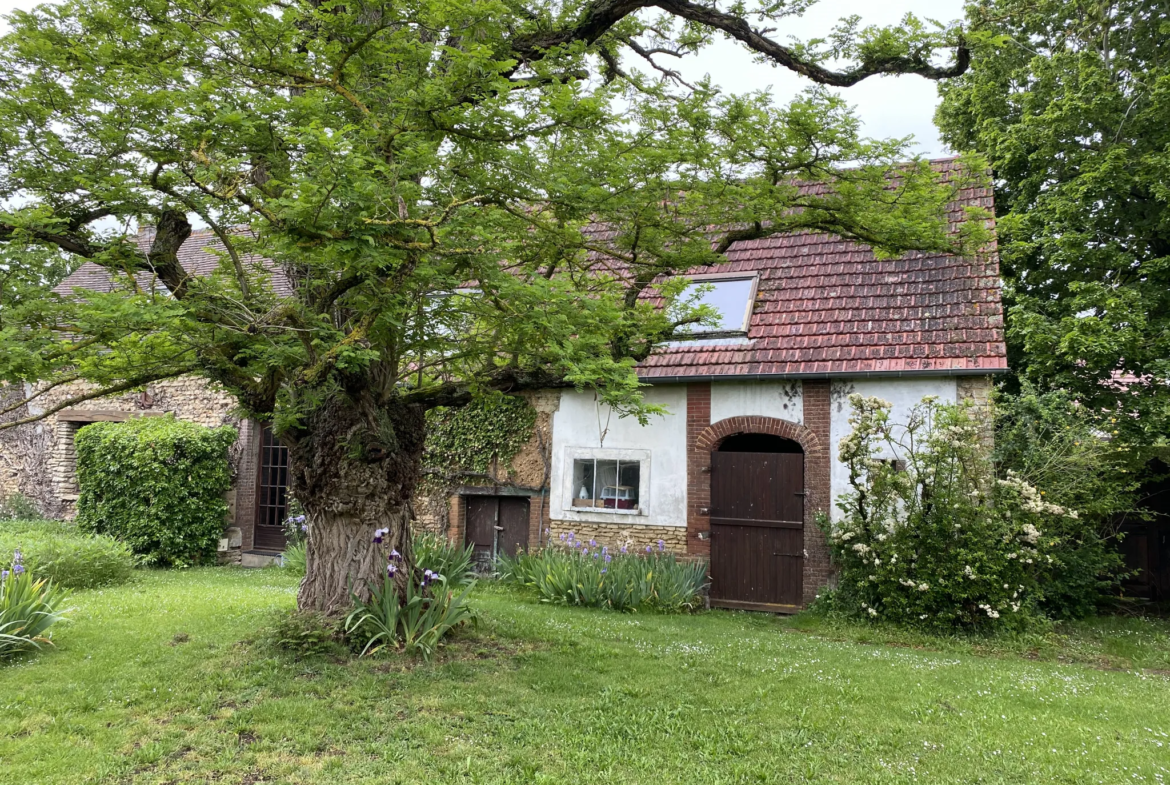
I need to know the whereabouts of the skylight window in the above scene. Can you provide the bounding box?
[671,274,757,336]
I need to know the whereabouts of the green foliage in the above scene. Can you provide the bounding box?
[0,493,41,521]
[74,416,236,567]
[0,0,978,437]
[423,395,537,485]
[937,0,1170,442]
[345,570,476,660]
[993,383,1135,618]
[827,395,1075,632]
[0,519,135,590]
[0,547,69,658]
[412,531,474,587]
[264,610,347,658]
[501,534,708,612]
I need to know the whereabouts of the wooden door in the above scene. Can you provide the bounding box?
[709,451,804,611]
[465,496,530,570]
[254,425,289,552]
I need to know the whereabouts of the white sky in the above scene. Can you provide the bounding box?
[0,0,965,156]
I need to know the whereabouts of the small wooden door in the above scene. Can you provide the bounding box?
[254,425,290,552]
[465,496,529,570]
[709,451,804,611]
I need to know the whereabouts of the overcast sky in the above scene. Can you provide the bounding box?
[0,0,967,157]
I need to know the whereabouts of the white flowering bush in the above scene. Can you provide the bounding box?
[824,394,1078,632]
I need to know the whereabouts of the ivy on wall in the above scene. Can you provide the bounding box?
[422,394,537,488]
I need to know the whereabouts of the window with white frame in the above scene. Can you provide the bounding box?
[669,274,757,336]
[564,449,650,514]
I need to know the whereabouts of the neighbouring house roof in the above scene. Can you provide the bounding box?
[637,157,1007,380]
[53,227,295,298]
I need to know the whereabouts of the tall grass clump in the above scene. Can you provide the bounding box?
[0,548,70,658]
[501,533,708,612]
[0,520,135,589]
[413,531,475,585]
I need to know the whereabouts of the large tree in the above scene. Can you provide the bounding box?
[0,0,981,613]
[936,0,1170,442]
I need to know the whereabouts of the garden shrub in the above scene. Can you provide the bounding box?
[825,394,1080,632]
[500,533,709,612]
[1,548,70,658]
[0,520,135,589]
[345,547,476,659]
[994,384,1135,618]
[75,416,236,567]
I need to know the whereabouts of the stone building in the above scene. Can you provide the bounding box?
[0,158,1007,605]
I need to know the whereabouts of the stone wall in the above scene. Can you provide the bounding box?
[546,522,688,554]
[0,376,243,521]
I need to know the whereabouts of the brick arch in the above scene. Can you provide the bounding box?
[696,415,823,459]
[686,390,834,608]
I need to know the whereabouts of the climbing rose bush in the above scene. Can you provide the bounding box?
[823,394,1076,632]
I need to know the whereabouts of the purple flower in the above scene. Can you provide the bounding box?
[389,548,401,561]
[13,564,24,575]
[424,569,433,579]
[581,549,589,557]
[568,531,575,540]
[387,563,397,576]
[657,539,665,551]
[604,554,612,563]
[589,539,596,547]
[601,546,608,555]
[13,548,21,564]
[293,515,306,524]
[1,569,7,581]
[592,552,599,560]
[620,546,627,554]
[600,568,607,575]
[645,545,652,553]
[300,523,308,533]
[373,527,389,544]
[559,533,566,542]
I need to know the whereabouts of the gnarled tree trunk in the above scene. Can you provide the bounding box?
[286,393,425,615]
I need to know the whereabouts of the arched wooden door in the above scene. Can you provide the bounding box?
[709,449,804,612]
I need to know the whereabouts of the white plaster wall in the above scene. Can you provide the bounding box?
[710,380,803,425]
[550,386,687,528]
[828,377,959,521]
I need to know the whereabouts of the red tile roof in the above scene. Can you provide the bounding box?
[51,158,1006,380]
[638,158,1007,379]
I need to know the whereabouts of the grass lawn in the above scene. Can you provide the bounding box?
[2,568,1168,784]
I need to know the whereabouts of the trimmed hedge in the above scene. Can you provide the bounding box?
[0,519,135,589]
[75,416,236,567]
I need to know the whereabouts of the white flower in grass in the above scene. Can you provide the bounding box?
[963,565,976,579]
[867,607,878,617]
[918,583,930,592]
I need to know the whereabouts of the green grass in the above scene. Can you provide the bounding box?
[1,569,1168,784]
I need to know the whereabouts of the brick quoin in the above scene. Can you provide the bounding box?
[686,379,834,607]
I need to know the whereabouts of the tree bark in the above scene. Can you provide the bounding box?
[286,392,425,615]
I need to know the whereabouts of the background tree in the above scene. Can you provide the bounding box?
[936,0,1170,443]
[0,0,983,614]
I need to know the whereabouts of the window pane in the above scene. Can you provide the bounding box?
[675,278,754,333]
[572,458,597,507]
[571,457,642,511]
